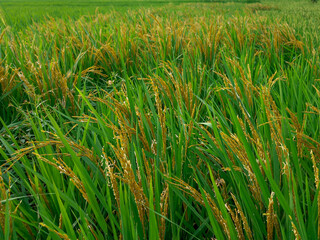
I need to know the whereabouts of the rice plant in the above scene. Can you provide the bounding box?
[1,2,320,239]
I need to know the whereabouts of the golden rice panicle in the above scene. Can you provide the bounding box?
[266,192,275,240]
[135,108,151,153]
[0,27,8,43]
[289,216,301,240]
[311,151,319,188]
[160,184,169,240]
[110,138,149,225]
[225,203,245,240]
[85,219,99,240]
[220,125,263,208]
[58,213,63,229]
[91,91,149,224]
[287,109,304,158]
[231,194,253,240]
[149,75,167,156]
[0,169,6,200]
[142,149,152,185]
[0,170,13,236]
[40,223,70,240]
[261,85,290,174]
[33,153,89,202]
[18,71,36,100]
[0,65,19,94]
[103,150,120,208]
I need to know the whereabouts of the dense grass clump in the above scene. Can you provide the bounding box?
[1,3,320,239]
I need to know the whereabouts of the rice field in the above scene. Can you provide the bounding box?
[1,1,320,239]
